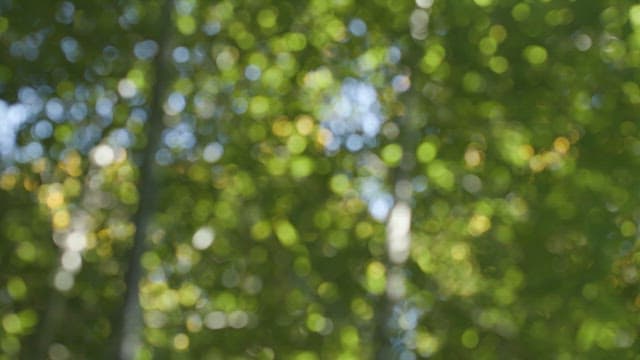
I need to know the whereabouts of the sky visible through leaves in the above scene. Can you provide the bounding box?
[2,0,640,359]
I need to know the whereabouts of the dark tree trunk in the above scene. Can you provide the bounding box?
[111,1,173,358]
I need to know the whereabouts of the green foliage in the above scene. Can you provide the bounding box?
[2,0,640,358]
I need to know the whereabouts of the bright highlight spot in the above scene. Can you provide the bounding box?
[117,79,137,98]
[474,0,493,7]
[523,45,548,65]
[387,202,411,264]
[203,142,224,163]
[92,144,115,167]
[417,141,437,163]
[468,214,491,236]
[205,311,226,330]
[192,226,215,250]
[630,5,640,27]
[553,137,570,154]
[173,333,190,350]
[65,231,87,251]
[61,250,82,272]
[54,270,74,291]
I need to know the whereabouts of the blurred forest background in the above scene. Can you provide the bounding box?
[2,0,640,358]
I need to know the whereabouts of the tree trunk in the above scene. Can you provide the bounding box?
[373,93,422,359]
[112,1,173,358]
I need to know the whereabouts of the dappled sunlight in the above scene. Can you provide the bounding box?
[2,0,640,358]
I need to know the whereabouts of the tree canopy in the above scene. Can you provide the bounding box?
[2,0,640,359]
